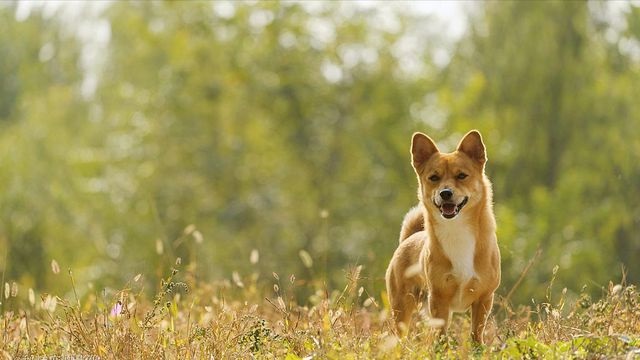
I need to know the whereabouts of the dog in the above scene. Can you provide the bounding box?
[385,130,501,344]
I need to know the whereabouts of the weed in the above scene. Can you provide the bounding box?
[0,265,638,359]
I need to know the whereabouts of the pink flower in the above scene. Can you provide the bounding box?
[110,301,123,317]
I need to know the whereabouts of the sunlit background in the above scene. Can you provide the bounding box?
[1,1,639,307]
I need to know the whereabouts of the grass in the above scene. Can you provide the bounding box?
[1,264,639,359]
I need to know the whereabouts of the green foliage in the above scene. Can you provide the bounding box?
[0,1,639,310]
[439,1,640,303]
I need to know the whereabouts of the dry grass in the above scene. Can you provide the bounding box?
[1,264,639,359]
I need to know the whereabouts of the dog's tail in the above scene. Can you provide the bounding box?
[399,205,424,243]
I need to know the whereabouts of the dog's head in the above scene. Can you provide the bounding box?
[411,130,487,220]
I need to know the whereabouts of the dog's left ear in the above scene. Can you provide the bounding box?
[457,130,487,165]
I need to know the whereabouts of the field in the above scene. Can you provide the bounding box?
[2,1,640,359]
[1,265,639,359]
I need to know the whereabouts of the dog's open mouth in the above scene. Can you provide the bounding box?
[438,197,468,219]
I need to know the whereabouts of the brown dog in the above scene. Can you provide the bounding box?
[385,130,501,343]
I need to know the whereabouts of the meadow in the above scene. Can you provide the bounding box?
[2,1,640,359]
[2,262,639,359]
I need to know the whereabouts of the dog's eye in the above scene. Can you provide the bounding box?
[428,175,440,182]
[457,173,468,180]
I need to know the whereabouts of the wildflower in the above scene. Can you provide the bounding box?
[51,259,60,274]
[110,301,123,317]
[192,230,203,244]
[404,263,422,278]
[28,288,35,307]
[426,317,446,328]
[183,224,196,235]
[232,272,244,288]
[363,297,375,307]
[299,250,313,268]
[155,239,164,255]
[612,284,623,297]
[42,295,57,313]
[379,334,398,353]
[250,249,259,264]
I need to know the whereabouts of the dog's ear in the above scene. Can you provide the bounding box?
[411,132,439,171]
[457,130,486,165]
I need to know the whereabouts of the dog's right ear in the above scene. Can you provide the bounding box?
[411,132,439,172]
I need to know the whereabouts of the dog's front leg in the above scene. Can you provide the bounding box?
[471,293,494,344]
[428,291,452,337]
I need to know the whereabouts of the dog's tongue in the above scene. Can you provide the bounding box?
[441,203,457,216]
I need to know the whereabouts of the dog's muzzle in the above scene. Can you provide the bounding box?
[435,196,468,219]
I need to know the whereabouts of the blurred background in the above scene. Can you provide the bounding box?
[1,0,639,307]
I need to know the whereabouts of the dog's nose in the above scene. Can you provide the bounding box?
[439,188,453,201]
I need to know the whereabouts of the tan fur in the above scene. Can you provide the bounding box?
[385,130,501,344]
[398,206,424,243]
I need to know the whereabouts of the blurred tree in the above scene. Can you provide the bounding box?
[90,1,437,295]
[442,0,640,303]
[0,4,88,290]
[0,1,638,307]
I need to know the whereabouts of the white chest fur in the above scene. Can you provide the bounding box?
[433,215,476,283]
